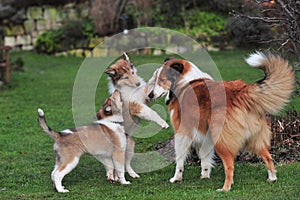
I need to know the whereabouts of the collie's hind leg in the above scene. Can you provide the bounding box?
[249,123,277,182]
[199,148,214,179]
[51,157,79,193]
[215,143,235,192]
[125,135,140,178]
[256,145,277,182]
[198,136,214,179]
[170,134,192,183]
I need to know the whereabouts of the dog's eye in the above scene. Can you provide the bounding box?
[132,71,134,75]
[159,78,164,82]
[123,77,129,79]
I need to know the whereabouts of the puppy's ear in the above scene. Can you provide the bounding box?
[105,68,116,77]
[170,63,184,74]
[122,52,129,61]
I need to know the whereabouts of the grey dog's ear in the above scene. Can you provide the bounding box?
[170,62,184,74]
[105,68,116,77]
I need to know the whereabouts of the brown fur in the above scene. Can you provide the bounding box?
[157,53,295,191]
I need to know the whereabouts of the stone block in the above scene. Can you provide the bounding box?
[44,7,58,21]
[11,25,24,35]
[67,8,78,20]
[16,35,31,45]
[4,36,16,46]
[22,45,34,50]
[27,7,43,19]
[36,20,46,31]
[24,20,35,33]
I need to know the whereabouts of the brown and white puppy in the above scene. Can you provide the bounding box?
[100,53,169,178]
[148,52,295,191]
[38,91,129,193]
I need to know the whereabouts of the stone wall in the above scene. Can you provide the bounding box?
[1,2,90,50]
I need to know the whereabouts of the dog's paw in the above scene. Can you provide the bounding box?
[267,178,277,182]
[120,180,131,185]
[161,122,169,129]
[201,174,210,179]
[169,177,182,183]
[129,171,140,178]
[216,187,230,192]
[57,188,70,193]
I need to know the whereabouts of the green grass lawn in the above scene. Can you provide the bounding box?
[0,50,299,199]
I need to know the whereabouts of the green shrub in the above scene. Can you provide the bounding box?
[177,10,228,46]
[35,19,95,54]
[34,29,64,54]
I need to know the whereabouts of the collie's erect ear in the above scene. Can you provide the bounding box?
[170,62,184,74]
[105,68,116,77]
[122,52,130,61]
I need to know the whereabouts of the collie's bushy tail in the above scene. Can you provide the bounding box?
[246,52,295,114]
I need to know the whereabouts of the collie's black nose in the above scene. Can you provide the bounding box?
[136,82,141,87]
[148,91,154,99]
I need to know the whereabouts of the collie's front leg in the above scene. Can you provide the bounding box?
[170,134,192,183]
[129,102,169,129]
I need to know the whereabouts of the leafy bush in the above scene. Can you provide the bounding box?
[225,17,273,47]
[35,19,95,54]
[177,10,228,46]
[35,29,64,54]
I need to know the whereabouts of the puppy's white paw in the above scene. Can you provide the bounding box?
[161,122,169,129]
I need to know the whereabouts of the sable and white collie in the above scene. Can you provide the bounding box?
[148,52,295,191]
[98,53,169,178]
[38,91,130,193]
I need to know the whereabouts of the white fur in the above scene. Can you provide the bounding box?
[123,52,129,61]
[60,129,74,134]
[51,157,80,193]
[38,108,44,117]
[192,129,214,179]
[267,170,277,181]
[245,51,266,68]
[170,134,193,183]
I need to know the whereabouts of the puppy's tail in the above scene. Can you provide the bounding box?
[38,108,58,140]
[246,52,295,114]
